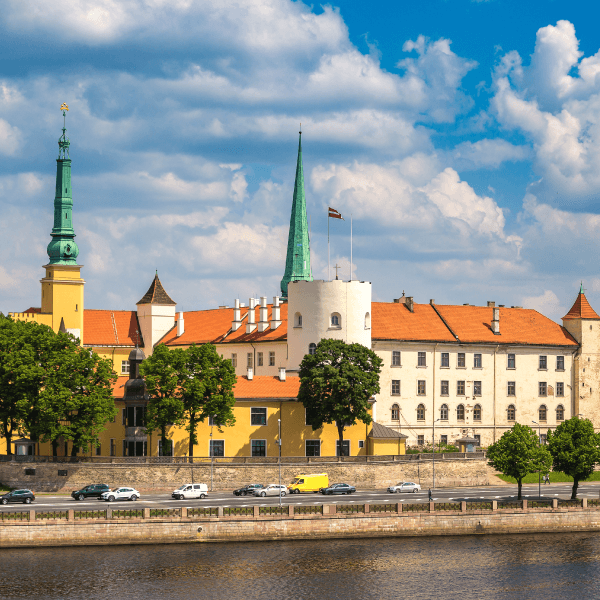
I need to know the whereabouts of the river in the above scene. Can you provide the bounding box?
[2,533,600,599]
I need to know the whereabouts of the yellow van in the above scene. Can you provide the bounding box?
[288,473,329,494]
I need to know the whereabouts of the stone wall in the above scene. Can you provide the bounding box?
[0,457,496,492]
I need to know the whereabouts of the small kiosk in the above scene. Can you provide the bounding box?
[456,436,479,453]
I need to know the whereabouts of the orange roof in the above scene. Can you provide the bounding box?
[434,304,577,346]
[112,376,130,398]
[23,307,41,314]
[83,310,142,347]
[371,302,455,342]
[563,292,600,320]
[234,375,300,399]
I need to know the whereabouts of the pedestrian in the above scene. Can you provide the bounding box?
[545,473,550,485]
[428,488,432,501]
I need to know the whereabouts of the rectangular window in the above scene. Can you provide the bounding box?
[507,381,516,396]
[441,352,449,368]
[440,435,448,445]
[457,380,465,395]
[539,382,547,396]
[336,440,350,457]
[358,440,364,449]
[556,382,564,397]
[418,352,426,367]
[269,351,275,366]
[391,380,401,395]
[392,351,401,366]
[231,353,237,367]
[247,353,253,368]
[251,407,267,426]
[110,439,116,457]
[507,354,515,369]
[441,380,449,396]
[474,354,482,368]
[457,353,465,368]
[417,435,424,446]
[158,440,173,457]
[556,356,565,371]
[257,352,263,367]
[305,440,321,457]
[210,440,224,457]
[474,381,482,396]
[251,440,266,457]
[95,445,101,456]
[417,380,426,395]
[121,360,130,375]
[539,355,547,370]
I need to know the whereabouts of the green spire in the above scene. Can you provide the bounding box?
[280,130,313,297]
[47,105,79,265]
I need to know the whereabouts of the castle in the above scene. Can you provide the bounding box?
[6,114,599,458]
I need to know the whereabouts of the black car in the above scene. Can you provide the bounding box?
[71,484,110,501]
[319,483,356,495]
[1,489,35,505]
[233,484,265,496]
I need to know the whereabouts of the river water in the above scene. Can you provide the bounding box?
[2,533,600,600]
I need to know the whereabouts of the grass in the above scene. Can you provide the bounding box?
[496,471,600,484]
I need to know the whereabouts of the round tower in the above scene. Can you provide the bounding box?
[287,279,372,372]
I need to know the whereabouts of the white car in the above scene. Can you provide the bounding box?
[172,484,208,500]
[253,484,287,497]
[387,482,421,494]
[99,487,140,502]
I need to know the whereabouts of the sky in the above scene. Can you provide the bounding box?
[2,0,600,321]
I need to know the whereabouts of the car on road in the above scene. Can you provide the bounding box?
[233,484,264,496]
[99,487,140,502]
[388,482,421,494]
[0,489,35,505]
[172,484,208,500]
[71,484,110,501]
[319,483,356,495]
[253,484,287,497]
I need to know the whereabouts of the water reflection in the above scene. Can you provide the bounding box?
[2,533,600,599]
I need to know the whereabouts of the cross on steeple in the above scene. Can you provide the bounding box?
[334,263,341,280]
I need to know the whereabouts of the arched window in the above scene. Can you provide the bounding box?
[539,405,547,421]
[440,404,448,420]
[417,404,425,421]
[308,343,317,355]
[507,404,516,421]
[391,404,399,421]
[473,404,482,421]
[365,312,371,329]
[457,404,465,421]
[556,405,564,421]
[330,312,341,328]
[294,312,303,327]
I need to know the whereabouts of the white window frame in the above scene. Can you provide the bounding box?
[269,351,275,366]
[121,360,130,375]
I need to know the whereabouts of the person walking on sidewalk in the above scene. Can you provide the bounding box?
[428,488,432,501]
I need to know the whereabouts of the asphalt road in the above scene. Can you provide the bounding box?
[2,483,600,511]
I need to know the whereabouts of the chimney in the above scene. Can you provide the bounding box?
[487,301,495,307]
[491,307,500,335]
[177,311,184,337]
[271,296,281,330]
[258,296,269,332]
[246,298,257,334]
[430,299,435,305]
[406,296,414,313]
[232,298,242,331]
[279,367,286,382]
[247,367,253,380]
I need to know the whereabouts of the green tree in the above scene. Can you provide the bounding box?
[487,423,552,499]
[180,344,236,458]
[298,338,382,456]
[140,344,185,456]
[547,416,600,499]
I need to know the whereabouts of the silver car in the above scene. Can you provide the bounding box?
[254,484,287,497]
[99,487,141,502]
[387,482,421,494]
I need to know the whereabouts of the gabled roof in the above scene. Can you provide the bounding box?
[137,274,176,306]
[234,375,300,399]
[563,291,600,320]
[369,422,408,439]
[112,376,130,398]
[83,310,142,347]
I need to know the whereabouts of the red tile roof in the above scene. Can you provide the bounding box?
[433,304,577,346]
[23,307,41,314]
[563,292,600,320]
[234,375,300,399]
[112,376,130,398]
[83,310,142,347]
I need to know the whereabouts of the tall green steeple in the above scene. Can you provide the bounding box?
[46,105,79,265]
[280,131,313,297]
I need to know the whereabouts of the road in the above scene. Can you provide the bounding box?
[2,483,600,511]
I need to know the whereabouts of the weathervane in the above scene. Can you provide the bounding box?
[58,103,70,159]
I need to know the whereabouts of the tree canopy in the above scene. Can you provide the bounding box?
[298,338,382,456]
[487,423,552,499]
[547,416,600,499]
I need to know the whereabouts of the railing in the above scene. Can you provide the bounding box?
[295,505,323,515]
[74,510,106,520]
[403,503,429,512]
[0,511,29,521]
[497,501,522,510]
[370,503,397,513]
[223,506,253,517]
[337,504,364,514]
[35,510,68,520]
[259,506,287,516]
[188,507,218,518]
[466,501,493,511]
[112,509,144,519]
[149,508,180,518]
[557,499,583,508]
[434,502,461,512]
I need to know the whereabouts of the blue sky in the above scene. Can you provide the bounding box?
[2,0,600,321]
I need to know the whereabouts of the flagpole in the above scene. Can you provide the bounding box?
[350,214,352,282]
[328,208,330,281]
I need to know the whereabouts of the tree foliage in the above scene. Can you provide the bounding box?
[298,338,382,456]
[487,423,552,499]
[547,416,600,499]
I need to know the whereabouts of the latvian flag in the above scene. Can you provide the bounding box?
[328,207,344,220]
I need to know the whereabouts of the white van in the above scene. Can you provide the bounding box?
[171,483,208,499]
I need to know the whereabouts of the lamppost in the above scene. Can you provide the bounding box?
[210,424,214,492]
[278,418,282,507]
[432,418,440,489]
[532,420,541,499]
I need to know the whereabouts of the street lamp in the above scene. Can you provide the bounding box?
[432,418,440,489]
[532,420,541,499]
[278,418,282,507]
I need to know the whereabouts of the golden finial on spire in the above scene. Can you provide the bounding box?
[61,103,69,111]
